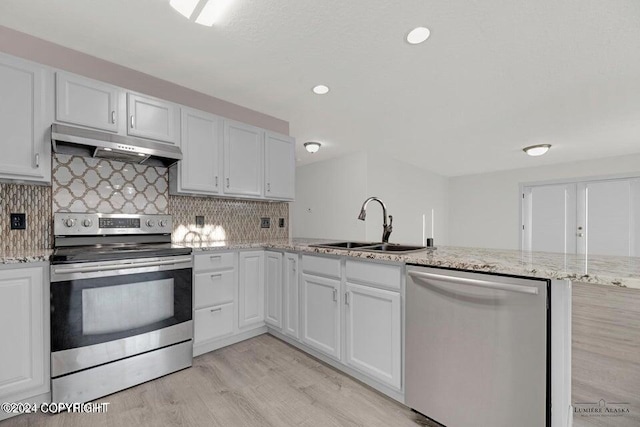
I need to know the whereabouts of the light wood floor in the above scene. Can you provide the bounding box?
[572,282,640,427]
[2,334,435,427]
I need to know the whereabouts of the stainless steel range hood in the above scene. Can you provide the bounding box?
[51,124,182,167]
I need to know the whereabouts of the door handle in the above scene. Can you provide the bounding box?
[226,178,230,188]
[215,176,218,187]
[267,183,271,192]
[35,153,40,168]
[332,288,338,302]
[130,115,135,128]
[111,111,116,124]
[210,274,222,279]
[210,307,222,313]
[408,271,539,295]
[345,292,351,305]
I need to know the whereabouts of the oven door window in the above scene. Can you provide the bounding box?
[51,268,191,352]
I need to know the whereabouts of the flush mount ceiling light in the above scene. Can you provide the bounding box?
[304,142,321,153]
[406,27,431,44]
[523,144,552,157]
[169,0,233,26]
[312,85,330,95]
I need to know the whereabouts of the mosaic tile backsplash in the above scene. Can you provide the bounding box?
[0,183,52,251]
[170,196,289,244]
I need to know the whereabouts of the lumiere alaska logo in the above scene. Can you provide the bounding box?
[574,399,630,418]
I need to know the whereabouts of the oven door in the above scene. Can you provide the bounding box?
[50,256,193,377]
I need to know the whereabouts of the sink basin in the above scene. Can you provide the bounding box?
[360,244,428,253]
[311,241,380,249]
[310,241,429,253]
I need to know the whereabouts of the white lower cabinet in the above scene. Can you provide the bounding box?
[301,273,341,359]
[238,251,265,329]
[264,252,283,329]
[345,282,402,389]
[283,253,299,339]
[194,303,234,343]
[0,265,49,420]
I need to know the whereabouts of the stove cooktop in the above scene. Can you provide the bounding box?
[51,243,192,264]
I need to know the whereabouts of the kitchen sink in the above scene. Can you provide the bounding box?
[310,241,429,253]
[311,241,380,249]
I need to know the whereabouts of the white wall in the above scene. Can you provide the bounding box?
[292,151,449,245]
[292,152,368,240]
[366,152,448,245]
[448,153,640,250]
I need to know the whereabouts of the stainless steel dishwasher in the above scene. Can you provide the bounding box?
[406,266,550,427]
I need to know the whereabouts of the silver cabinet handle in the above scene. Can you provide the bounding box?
[210,273,222,279]
[130,115,135,128]
[35,153,40,168]
[345,292,351,305]
[54,256,192,275]
[210,307,222,313]
[267,183,271,192]
[215,176,218,187]
[210,255,221,260]
[226,178,230,188]
[408,271,539,295]
[111,111,116,124]
[332,288,338,302]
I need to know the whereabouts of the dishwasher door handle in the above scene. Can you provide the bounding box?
[408,271,539,295]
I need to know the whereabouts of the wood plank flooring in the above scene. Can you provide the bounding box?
[2,335,436,427]
[572,282,640,427]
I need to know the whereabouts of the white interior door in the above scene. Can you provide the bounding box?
[522,184,577,253]
[578,180,634,256]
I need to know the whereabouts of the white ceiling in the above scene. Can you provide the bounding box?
[1,0,639,176]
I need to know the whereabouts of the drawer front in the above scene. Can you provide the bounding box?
[194,303,234,344]
[302,255,341,279]
[194,270,235,309]
[194,251,236,272]
[345,260,401,290]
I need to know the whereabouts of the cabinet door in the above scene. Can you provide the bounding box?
[56,71,119,132]
[265,132,295,200]
[127,92,180,143]
[283,253,299,339]
[238,251,265,328]
[176,108,222,194]
[0,53,50,182]
[345,283,401,389]
[264,252,283,329]
[301,273,341,359]
[223,121,264,197]
[0,267,47,400]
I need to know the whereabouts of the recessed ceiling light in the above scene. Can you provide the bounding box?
[406,27,431,44]
[304,142,322,153]
[523,144,552,157]
[312,85,330,95]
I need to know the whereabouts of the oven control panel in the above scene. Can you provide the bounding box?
[54,213,173,236]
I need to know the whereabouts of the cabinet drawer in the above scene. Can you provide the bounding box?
[194,303,234,344]
[194,252,236,272]
[302,255,341,279]
[345,260,401,290]
[194,270,235,309]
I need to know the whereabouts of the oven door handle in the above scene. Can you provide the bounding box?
[53,256,193,275]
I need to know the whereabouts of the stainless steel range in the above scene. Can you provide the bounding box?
[50,213,193,403]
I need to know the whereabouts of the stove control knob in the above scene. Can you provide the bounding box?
[146,219,155,227]
[159,220,168,228]
[82,219,93,228]
[64,218,76,228]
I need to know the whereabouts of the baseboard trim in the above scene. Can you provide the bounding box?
[0,391,51,422]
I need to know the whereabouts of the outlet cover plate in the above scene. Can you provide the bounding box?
[261,217,271,229]
[10,213,26,230]
[279,218,285,228]
[195,216,204,228]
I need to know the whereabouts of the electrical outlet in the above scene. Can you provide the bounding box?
[260,217,271,229]
[195,215,204,228]
[10,213,26,230]
[279,218,285,228]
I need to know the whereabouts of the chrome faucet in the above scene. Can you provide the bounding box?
[357,197,393,243]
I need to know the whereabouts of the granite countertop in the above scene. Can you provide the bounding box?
[0,248,53,264]
[187,238,640,289]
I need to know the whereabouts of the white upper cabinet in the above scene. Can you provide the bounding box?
[0,53,51,183]
[265,132,295,200]
[127,92,180,144]
[223,121,264,197]
[55,71,119,132]
[172,108,223,195]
